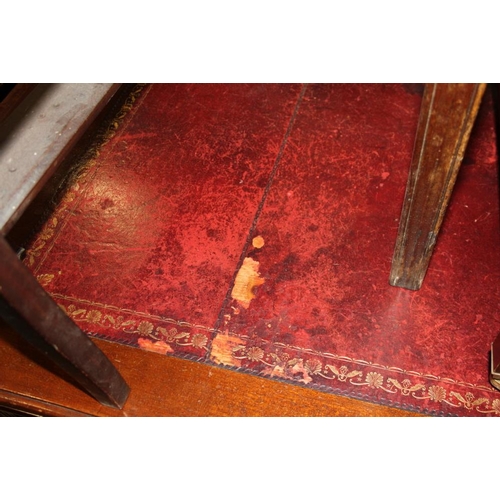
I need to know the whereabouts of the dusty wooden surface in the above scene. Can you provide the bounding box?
[0,322,424,417]
[390,83,487,290]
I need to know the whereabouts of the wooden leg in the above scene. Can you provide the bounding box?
[389,83,486,290]
[0,235,130,409]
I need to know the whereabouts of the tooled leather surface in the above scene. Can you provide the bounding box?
[26,84,500,416]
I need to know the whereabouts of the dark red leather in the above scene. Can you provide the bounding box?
[26,84,500,416]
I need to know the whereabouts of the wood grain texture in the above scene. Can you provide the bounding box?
[0,321,423,417]
[390,83,487,290]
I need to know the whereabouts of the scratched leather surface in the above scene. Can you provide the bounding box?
[26,84,500,415]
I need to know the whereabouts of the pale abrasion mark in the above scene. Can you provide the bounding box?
[137,338,174,355]
[252,235,265,249]
[212,251,266,367]
[210,333,245,367]
[231,257,265,309]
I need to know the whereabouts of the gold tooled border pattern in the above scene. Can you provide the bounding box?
[222,335,500,415]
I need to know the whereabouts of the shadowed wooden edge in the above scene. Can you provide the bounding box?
[0,321,424,417]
